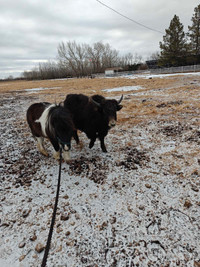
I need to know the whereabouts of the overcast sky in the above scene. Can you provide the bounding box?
[0,0,199,79]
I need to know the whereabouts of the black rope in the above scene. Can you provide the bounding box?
[41,146,62,267]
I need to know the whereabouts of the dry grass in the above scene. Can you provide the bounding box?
[1,74,199,124]
[0,75,179,94]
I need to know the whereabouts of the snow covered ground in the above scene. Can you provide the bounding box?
[102,86,143,92]
[24,87,61,92]
[0,72,200,267]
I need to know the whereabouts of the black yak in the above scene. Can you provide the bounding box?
[26,102,78,161]
[63,94,123,152]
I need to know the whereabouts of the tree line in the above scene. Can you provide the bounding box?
[22,4,200,80]
[23,42,144,80]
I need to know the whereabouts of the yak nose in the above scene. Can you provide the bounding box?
[109,119,116,128]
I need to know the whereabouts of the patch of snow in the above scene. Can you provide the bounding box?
[0,259,12,267]
[103,86,143,92]
[24,87,61,92]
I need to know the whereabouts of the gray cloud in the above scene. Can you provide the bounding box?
[0,0,198,79]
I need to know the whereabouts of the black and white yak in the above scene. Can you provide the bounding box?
[63,94,123,152]
[26,102,78,161]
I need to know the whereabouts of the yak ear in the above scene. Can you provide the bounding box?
[117,104,123,111]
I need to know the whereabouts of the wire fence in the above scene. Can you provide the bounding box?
[102,64,200,78]
[150,64,200,74]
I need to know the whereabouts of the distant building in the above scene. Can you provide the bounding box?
[146,60,159,69]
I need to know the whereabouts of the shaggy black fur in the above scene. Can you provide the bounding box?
[64,94,123,152]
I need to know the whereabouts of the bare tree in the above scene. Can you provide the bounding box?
[87,41,119,73]
[102,43,119,68]
[58,41,90,77]
[87,42,104,73]
[147,52,160,61]
[120,53,134,67]
[58,41,121,76]
[133,53,143,64]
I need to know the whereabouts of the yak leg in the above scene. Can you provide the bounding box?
[36,137,49,156]
[99,135,107,153]
[49,138,61,160]
[50,138,71,162]
[74,130,83,150]
[89,135,97,149]
[73,130,79,144]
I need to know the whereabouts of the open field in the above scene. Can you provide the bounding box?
[0,73,200,266]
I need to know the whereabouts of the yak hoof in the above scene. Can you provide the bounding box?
[40,149,49,157]
[54,151,71,162]
[63,151,71,161]
[53,151,60,160]
[37,144,49,157]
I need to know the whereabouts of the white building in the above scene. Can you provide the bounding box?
[105,67,123,76]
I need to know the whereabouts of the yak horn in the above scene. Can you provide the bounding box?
[118,95,123,104]
[90,96,101,107]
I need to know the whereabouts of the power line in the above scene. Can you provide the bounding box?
[96,0,164,34]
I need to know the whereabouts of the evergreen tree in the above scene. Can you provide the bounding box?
[159,15,188,66]
[188,4,200,57]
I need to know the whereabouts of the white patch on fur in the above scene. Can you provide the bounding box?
[35,104,55,137]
